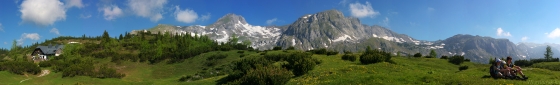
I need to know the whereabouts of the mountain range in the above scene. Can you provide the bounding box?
[131,10,559,63]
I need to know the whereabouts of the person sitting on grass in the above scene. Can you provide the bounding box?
[506,56,528,79]
[491,58,511,79]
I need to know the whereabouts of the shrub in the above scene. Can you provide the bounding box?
[0,61,41,75]
[286,46,295,50]
[341,54,357,62]
[239,54,246,58]
[39,61,53,67]
[514,59,532,67]
[95,66,125,78]
[284,52,316,76]
[414,53,422,58]
[272,46,283,50]
[448,55,465,65]
[311,48,327,54]
[326,50,338,56]
[459,66,469,71]
[440,56,448,59]
[531,62,560,71]
[237,51,245,53]
[207,54,228,60]
[359,47,391,64]
[464,59,471,62]
[235,66,294,85]
[264,52,290,61]
[425,56,434,58]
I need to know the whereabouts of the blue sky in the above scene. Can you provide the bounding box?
[1,0,560,49]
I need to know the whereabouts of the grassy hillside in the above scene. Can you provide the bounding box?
[2,50,560,84]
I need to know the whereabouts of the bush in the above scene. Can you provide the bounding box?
[272,46,282,50]
[311,48,327,54]
[464,59,471,62]
[425,56,434,58]
[237,51,245,53]
[341,54,357,62]
[448,55,465,65]
[440,56,448,59]
[239,54,246,58]
[459,66,469,71]
[414,53,422,58]
[0,61,41,75]
[531,62,560,71]
[359,47,391,64]
[284,52,316,76]
[179,75,193,82]
[489,57,496,64]
[264,52,290,61]
[326,51,338,56]
[531,58,559,64]
[286,46,295,50]
[514,59,532,67]
[39,61,53,67]
[235,66,294,85]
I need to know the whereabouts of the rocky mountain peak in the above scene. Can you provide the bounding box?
[214,13,248,25]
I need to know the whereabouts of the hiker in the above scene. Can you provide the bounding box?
[490,58,511,79]
[506,56,528,79]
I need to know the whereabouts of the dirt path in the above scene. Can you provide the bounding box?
[38,70,50,77]
[20,70,50,83]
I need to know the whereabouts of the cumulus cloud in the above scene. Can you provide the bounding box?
[547,28,560,39]
[20,0,66,26]
[50,28,60,35]
[17,33,40,45]
[128,0,168,22]
[521,36,528,41]
[64,0,84,8]
[496,28,512,37]
[174,6,198,23]
[266,18,278,25]
[101,5,123,20]
[349,1,379,18]
[199,13,211,21]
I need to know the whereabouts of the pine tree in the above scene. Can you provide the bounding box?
[545,45,554,60]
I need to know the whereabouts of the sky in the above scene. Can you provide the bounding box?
[1,0,560,49]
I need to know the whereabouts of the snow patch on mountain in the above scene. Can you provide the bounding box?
[292,39,296,46]
[333,34,352,42]
[235,21,281,38]
[216,31,229,43]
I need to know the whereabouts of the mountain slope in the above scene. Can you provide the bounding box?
[276,10,421,50]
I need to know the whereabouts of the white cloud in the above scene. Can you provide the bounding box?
[17,33,40,45]
[174,6,198,23]
[50,28,60,35]
[266,18,278,25]
[199,13,211,21]
[127,0,168,22]
[3,42,6,45]
[496,28,512,37]
[101,5,123,20]
[20,0,66,26]
[521,36,528,41]
[349,1,379,18]
[80,14,92,19]
[547,28,560,39]
[64,0,84,8]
